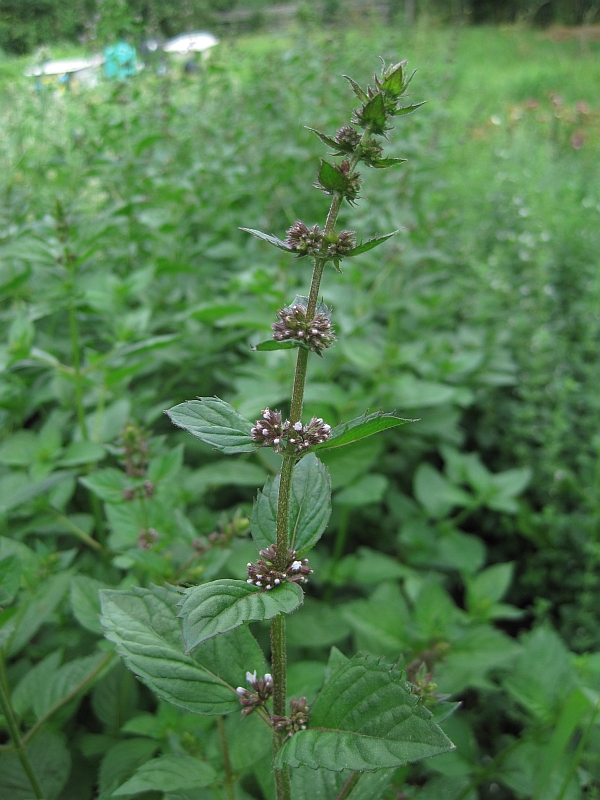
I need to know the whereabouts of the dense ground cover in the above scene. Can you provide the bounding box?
[1,20,600,800]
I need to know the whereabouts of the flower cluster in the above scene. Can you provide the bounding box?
[123,480,155,502]
[338,160,361,205]
[271,697,310,738]
[290,416,332,451]
[285,221,324,257]
[334,124,361,152]
[360,137,384,167]
[251,409,331,454]
[272,302,336,353]
[326,229,356,259]
[250,408,287,451]
[246,545,312,590]
[137,527,159,550]
[235,671,273,716]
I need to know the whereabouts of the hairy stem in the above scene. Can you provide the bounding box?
[269,125,373,800]
[217,716,235,800]
[0,658,46,799]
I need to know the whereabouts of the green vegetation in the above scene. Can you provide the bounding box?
[1,20,600,800]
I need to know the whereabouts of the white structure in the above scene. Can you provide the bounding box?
[26,55,104,87]
[163,32,218,56]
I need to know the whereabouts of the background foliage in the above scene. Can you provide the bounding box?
[1,16,600,800]
[1,0,600,54]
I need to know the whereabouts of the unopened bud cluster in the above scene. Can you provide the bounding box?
[246,544,312,589]
[285,220,355,262]
[236,670,273,716]
[272,697,310,738]
[251,408,331,454]
[123,480,155,502]
[137,527,159,550]
[272,302,336,353]
[285,221,324,258]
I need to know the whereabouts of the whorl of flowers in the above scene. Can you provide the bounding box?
[360,137,384,167]
[272,302,336,353]
[290,416,332,451]
[246,545,312,590]
[235,670,273,716]
[334,125,361,152]
[338,160,362,205]
[251,409,331,454]
[271,697,310,737]
[284,221,324,258]
[326,229,356,259]
[250,408,289,453]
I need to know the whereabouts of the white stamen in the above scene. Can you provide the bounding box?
[256,581,262,587]
[247,579,253,584]
[274,578,281,585]
[266,585,272,590]
[291,560,302,572]
[273,438,280,445]
[293,422,303,431]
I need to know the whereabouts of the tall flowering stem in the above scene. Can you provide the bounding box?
[241,59,424,799]
[270,129,372,800]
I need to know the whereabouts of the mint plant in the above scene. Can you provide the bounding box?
[99,59,454,799]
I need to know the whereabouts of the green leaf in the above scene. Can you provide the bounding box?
[381,62,406,97]
[391,101,426,116]
[344,230,399,257]
[317,159,348,193]
[253,338,310,352]
[0,730,70,800]
[114,754,217,796]
[369,157,407,169]
[533,688,592,800]
[336,474,388,507]
[185,460,267,496]
[287,597,351,648]
[306,127,340,150]
[165,397,257,454]
[414,463,471,519]
[179,579,303,651]
[467,562,514,610]
[291,767,395,800]
[313,410,412,451]
[0,430,38,466]
[32,651,112,721]
[239,227,293,252]
[435,625,520,695]
[8,570,73,656]
[100,585,266,716]
[92,661,140,732]
[99,738,159,797]
[343,74,368,102]
[0,470,75,515]
[79,468,129,503]
[503,625,578,722]
[275,654,454,771]
[58,440,105,466]
[359,93,387,134]
[250,453,332,553]
[0,554,20,604]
